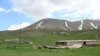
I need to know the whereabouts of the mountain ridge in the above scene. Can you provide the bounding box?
[24,18,100,31]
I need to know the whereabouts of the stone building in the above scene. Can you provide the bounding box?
[56,40,100,48]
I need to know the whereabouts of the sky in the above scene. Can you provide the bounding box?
[0,0,100,31]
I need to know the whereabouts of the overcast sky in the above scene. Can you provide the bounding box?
[0,0,100,31]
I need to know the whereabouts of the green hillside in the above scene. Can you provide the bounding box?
[0,29,100,56]
[0,29,100,45]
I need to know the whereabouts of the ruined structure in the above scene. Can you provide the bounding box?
[38,40,100,49]
[56,40,100,48]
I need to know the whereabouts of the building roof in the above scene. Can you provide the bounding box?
[57,40,98,42]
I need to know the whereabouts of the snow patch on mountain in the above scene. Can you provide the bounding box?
[90,22,98,29]
[65,21,72,30]
[36,21,44,29]
[78,20,83,30]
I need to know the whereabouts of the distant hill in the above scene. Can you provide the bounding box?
[0,29,100,45]
[0,18,100,45]
[24,18,100,31]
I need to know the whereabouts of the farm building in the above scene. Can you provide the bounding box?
[56,40,100,48]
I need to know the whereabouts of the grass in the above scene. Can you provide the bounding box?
[0,46,100,56]
[0,29,100,56]
[0,29,100,45]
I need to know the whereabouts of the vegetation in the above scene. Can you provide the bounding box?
[0,29,100,45]
[0,46,100,56]
[0,29,100,56]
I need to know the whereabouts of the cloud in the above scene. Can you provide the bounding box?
[9,0,100,20]
[0,7,6,12]
[0,7,18,13]
[9,0,76,19]
[8,23,30,31]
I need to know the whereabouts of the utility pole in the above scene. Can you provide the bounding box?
[19,24,22,44]
[95,29,100,40]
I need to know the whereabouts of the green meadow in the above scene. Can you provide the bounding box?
[0,29,100,56]
[0,46,100,56]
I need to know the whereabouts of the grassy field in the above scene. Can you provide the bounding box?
[0,29,100,56]
[0,46,100,56]
[0,29,100,45]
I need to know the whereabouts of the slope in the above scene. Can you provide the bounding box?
[0,29,100,45]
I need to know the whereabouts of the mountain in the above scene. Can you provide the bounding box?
[24,18,100,31]
[0,18,100,45]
